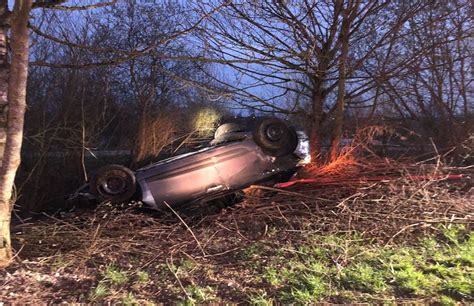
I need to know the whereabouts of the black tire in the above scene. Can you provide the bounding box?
[253,118,298,157]
[90,164,136,204]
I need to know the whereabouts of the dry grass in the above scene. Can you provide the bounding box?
[1,159,472,303]
[235,176,472,242]
[307,126,392,177]
[192,107,221,138]
[133,108,221,165]
[133,113,178,164]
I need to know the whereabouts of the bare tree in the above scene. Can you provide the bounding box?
[25,1,223,165]
[196,0,426,162]
[0,0,32,268]
[370,0,472,149]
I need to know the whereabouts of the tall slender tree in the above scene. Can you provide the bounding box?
[0,0,32,268]
[0,0,8,164]
[330,0,359,161]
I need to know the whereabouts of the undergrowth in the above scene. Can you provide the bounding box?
[2,171,472,304]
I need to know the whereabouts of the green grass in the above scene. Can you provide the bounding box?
[341,263,387,293]
[254,225,473,303]
[247,290,273,305]
[240,242,268,260]
[184,285,217,304]
[88,266,154,303]
[84,225,473,303]
[87,265,131,302]
[103,265,129,287]
[121,292,139,305]
[136,270,150,284]
[89,283,109,301]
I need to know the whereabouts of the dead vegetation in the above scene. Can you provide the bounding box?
[0,157,472,303]
[5,126,474,303]
[133,113,178,164]
[132,108,221,165]
[307,125,395,176]
[226,158,473,243]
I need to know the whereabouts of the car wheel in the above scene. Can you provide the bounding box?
[253,118,298,156]
[90,164,136,204]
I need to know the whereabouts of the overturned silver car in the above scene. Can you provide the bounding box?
[89,118,305,209]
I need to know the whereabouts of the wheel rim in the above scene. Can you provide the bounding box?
[266,124,284,141]
[101,176,126,195]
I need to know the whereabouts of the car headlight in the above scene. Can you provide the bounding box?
[295,131,311,164]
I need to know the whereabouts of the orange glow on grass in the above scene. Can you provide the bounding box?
[307,147,360,178]
[304,140,366,179]
[304,126,391,179]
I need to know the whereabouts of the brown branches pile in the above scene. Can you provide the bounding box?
[0,160,471,303]
[1,160,471,302]
[11,161,473,265]
[223,176,473,243]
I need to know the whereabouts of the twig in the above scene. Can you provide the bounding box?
[385,222,424,246]
[166,257,191,300]
[162,201,206,256]
[41,212,89,235]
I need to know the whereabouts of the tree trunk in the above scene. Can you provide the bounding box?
[309,84,325,164]
[0,0,32,268]
[0,0,8,167]
[309,59,329,164]
[330,7,352,161]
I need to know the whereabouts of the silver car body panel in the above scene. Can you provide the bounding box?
[135,139,298,209]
